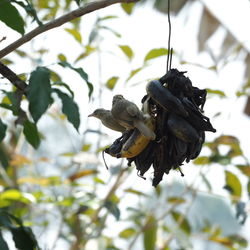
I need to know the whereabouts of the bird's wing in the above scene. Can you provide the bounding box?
[126,104,139,117]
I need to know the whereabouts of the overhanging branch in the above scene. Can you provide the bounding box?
[0,0,139,59]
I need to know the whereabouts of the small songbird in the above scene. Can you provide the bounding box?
[88,108,126,132]
[111,95,156,140]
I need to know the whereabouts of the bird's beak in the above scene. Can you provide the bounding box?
[88,113,94,117]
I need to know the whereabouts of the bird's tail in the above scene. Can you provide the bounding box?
[134,119,156,140]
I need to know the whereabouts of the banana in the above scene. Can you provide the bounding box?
[119,117,155,158]
[104,130,132,157]
[167,113,200,143]
[134,141,155,176]
[192,87,207,111]
[103,68,216,187]
[159,69,193,98]
[146,80,188,117]
[182,97,216,132]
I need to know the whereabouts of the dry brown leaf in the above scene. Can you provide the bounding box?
[219,31,237,60]
[10,154,32,166]
[198,7,220,52]
[244,96,250,116]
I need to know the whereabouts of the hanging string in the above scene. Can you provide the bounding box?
[166,0,173,73]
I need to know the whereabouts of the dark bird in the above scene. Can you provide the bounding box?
[88,108,126,132]
[111,95,155,140]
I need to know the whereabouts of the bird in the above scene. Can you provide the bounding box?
[111,95,156,140]
[88,108,126,132]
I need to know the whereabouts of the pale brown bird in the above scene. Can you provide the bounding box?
[111,95,156,140]
[88,108,126,132]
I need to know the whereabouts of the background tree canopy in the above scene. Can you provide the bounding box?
[0,0,249,249]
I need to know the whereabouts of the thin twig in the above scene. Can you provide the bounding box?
[128,165,207,250]
[0,37,6,43]
[127,187,190,250]
[91,167,127,222]
[0,0,139,58]
[160,189,197,249]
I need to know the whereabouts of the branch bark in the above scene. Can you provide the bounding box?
[0,61,27,91]
[0,0,138,59]
[0,61,29,125]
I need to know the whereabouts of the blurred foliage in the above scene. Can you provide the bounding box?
[0,0,249,249]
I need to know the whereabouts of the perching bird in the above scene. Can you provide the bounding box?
[111,95,156,140]
[88,108,126,132]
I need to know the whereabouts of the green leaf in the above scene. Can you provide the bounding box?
[143,215,157,250]
[0,212,39,250]
[58,61,93,98]
[144,48,169,63]
[0,189,33,206]
[0,119,7,142]
[171,211,191,234]
[193,156,210,165]
[81,144,91,151]
[23,120,41,149]
[12,0,42,26]
[53,89,80,131]
[93,177,105,184]
[1,91,19,115]
[99,26,121,38]
[74,0,81,6]
[74,45,96,62]
[1,58,13,65]
[215,135,239,145]
[106,76,119,90]
[224,170,242,198]
[124,188,148,197]
[228,234,248,248]
[236,165,250,178]
[98,15,118,21]
[209,235,234,247]
[0,213,13,228]
[15,50,27,57]
[201,173,212,191]
[106,246,120,250]
[126,67,143,82]
[119,228,136,239]
[167,197,185,204]
[0,230,9,250]
[11,226,38,250]
[104,201,120,220]
[119,45,134,60]
[52,82,74,98]
[50,70,62,82]
[206,88,226,97]
[27,67,52,123]
[65,28,82,43]
[0,0,25,35]
[120,2,135,15]
[210,153,231,165]
[57,54,67,62]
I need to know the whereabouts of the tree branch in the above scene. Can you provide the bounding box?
[0,61,27,91]
[0,0,139,59]
[0,61,28,125]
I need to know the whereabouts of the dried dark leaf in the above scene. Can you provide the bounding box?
[198,7,220,51]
